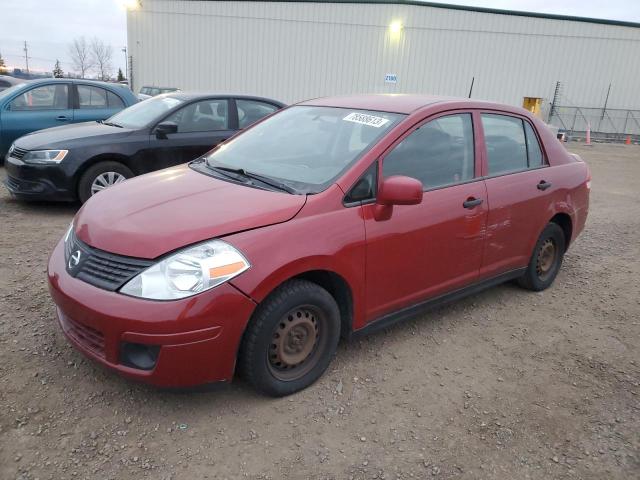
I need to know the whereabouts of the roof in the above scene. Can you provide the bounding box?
[164,92,286,106]
[195,0,640,29]
[300,94,465,114]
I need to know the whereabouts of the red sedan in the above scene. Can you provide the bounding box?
[48,95,590,396]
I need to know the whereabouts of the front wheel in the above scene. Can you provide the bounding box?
[77,161,133,203]
[517,222,566,291]
[238,279,341,397]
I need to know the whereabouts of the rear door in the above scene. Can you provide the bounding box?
[74,84,126,123]
[479,112,555,278]
[144,98,234,171]
[363,111,488,321]
[2,82,73,147]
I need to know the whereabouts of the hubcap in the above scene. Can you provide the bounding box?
[536,238,556,280]
[268,307,321,381]
[91,172,127,196]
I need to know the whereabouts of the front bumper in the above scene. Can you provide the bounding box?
[4,155,76,201]
[47,239,257,387]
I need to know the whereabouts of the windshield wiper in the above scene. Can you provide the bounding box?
[208,165,297,194]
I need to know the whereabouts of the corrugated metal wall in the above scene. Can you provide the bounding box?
[127,0,640,111]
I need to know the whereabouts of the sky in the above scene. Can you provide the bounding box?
[1,0,639,76]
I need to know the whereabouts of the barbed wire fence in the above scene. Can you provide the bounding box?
[548,106,640,143]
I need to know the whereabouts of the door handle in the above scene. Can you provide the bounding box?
[56,115,69,121]
[537,180,552,191]
[463,197,483,209]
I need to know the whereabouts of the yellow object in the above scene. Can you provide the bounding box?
[523,97,543,117]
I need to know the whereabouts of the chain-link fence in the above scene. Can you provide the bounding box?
[548,106,640,143]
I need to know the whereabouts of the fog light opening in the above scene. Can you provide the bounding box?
[120,342,160,371]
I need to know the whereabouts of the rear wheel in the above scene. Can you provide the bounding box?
[78,161,133,203]
[238,279,340,397]
[517,222,566,291]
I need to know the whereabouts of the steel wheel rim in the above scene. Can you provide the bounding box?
[536,238,556,281]
[91,172,126,196]
[268,305,324,381]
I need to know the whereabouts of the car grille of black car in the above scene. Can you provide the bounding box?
[9,146,28,160]
[65,230,153,291]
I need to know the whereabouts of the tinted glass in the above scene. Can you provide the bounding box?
[106,96,184,129]
[237,99,278,128]
[107,91,125,108]
[524,121,544,168]
[205,106,403,193]
[383,113,475,189]
[9,84,68,110]
[482,114,527,175]
[78,85,107,109]
[165,99,229,132]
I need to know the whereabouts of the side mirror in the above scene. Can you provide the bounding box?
[377,176,423,206]
[155,121,178,139]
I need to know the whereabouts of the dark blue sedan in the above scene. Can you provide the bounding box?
[0,78,137,158]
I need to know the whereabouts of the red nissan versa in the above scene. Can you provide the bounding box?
[48,95,590,396]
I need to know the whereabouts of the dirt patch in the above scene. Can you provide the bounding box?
[1,144,639,479]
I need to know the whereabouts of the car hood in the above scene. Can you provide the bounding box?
[74,164,307,259]
[14,121,134,150]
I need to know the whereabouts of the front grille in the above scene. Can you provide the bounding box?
[10,146,28,160]
[65,230,153,291]
[5,176,21,191]
[58,309,105,357]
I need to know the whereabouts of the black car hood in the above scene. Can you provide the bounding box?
[14,121,135,150]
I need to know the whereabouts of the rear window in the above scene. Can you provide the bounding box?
[481,114,528,175]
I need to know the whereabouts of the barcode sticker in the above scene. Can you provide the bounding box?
[343,112,390,128]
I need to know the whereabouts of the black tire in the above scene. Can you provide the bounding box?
[77,161,133,204]
[517,222,566,291]
[238,279,341,397]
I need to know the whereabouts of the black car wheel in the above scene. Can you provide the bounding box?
[517,222,566,291]
[238,279,341,397]
[78,161,133,204]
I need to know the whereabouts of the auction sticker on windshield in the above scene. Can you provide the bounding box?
[343,112,390,128]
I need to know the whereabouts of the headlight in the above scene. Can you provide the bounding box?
[23,149,68,164]
[120,240,250,300]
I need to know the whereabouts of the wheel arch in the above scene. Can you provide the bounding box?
[74,153,134,195]
[549,212,573,252]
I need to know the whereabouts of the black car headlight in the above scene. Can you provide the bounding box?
[23,150,68,164]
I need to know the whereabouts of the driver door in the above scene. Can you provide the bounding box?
[144,98,234,172]
[363,112,488,321]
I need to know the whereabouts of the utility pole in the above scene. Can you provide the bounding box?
[23,41,30,75]
[122,46,128,84]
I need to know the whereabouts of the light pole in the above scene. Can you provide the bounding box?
[122,46,128,86]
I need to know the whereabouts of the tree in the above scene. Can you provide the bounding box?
[0,52,7,74]
[53,60,64,78]
[117,68,125,82]
[91,38,113,81]
[68,37,93,78]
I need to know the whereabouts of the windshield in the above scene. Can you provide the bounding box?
[204,106,404,193]
[106,95,184,128]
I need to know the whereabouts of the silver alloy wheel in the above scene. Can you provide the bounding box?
[90,172,127,196]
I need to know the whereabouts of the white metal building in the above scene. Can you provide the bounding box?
[127,0,640,118]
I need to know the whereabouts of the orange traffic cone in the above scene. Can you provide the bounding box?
[585,123,592,146]
[625,135,631,145]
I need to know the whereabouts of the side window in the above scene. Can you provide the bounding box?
[107,91,125,108]
[237,100,278,129]
[382,113,475,190]
[345,162,378,204]
[77,85,108,109]
[9,84,69,111]
[481,114,528,175]
[164,99,229,133]
[524,121,544,168]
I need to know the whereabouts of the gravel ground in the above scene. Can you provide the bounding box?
[0,144,638,480]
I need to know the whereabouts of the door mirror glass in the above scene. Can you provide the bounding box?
[377,176,423,206]
[155,121,178,138]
